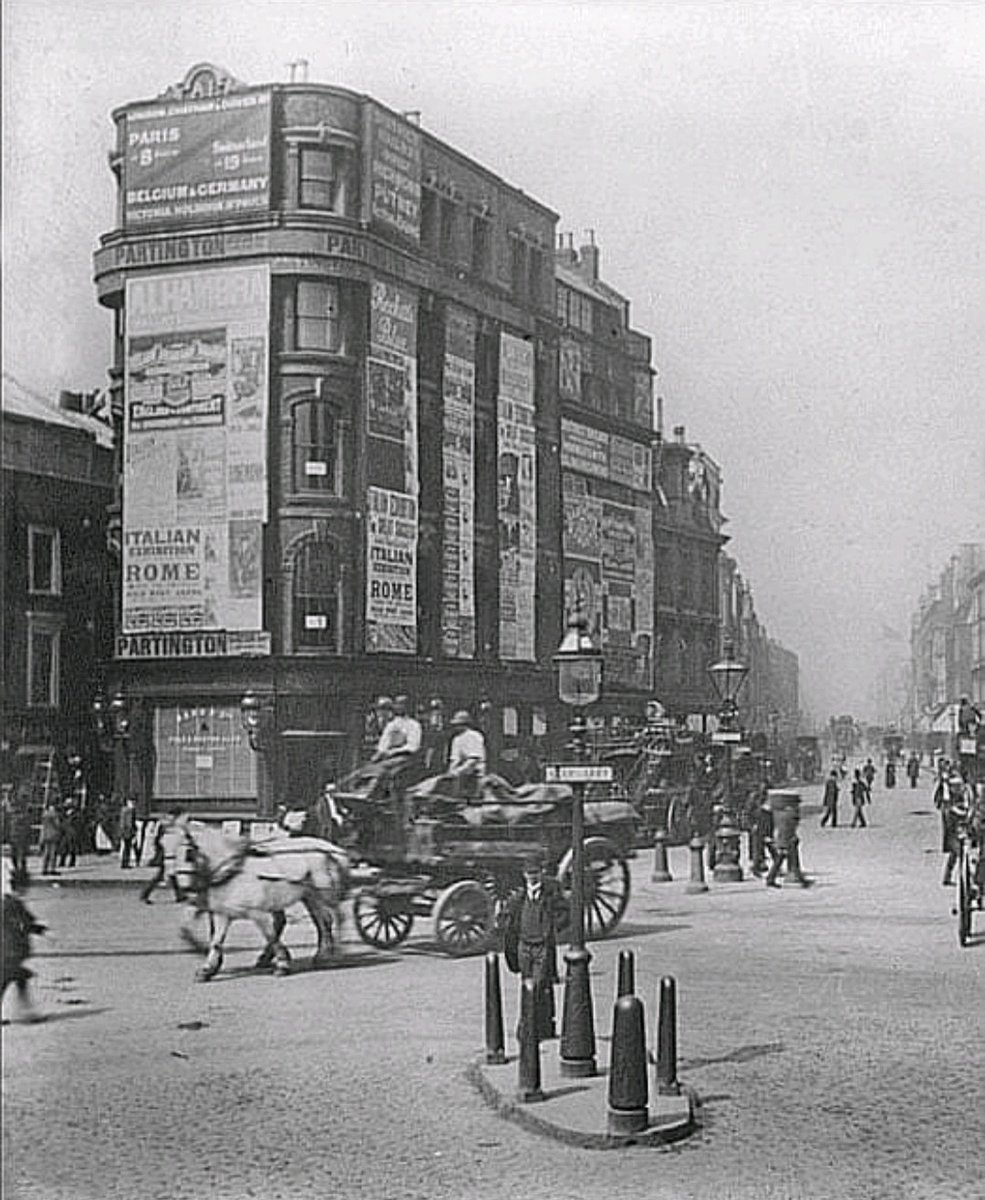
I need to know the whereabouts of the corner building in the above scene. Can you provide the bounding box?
[93,63,564,821]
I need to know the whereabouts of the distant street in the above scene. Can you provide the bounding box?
[4,772,984,1200]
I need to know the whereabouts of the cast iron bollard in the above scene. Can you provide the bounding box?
[651,828,673,883]
[516,979,544,1103]
[685,836,709,893]
[655,975,680,1095]
[607,994,649,1134]
[484,952,506,1065]
[616,948,635,998]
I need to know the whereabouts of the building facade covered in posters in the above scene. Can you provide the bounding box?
[553,236,656,727]
[92,63,570,820]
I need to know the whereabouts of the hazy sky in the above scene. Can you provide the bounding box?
[4,0,984,721]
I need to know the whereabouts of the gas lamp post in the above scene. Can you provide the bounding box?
[553,605,603,1078]
[707,641,749,884]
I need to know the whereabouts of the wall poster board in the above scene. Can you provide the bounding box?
[122,265,270,653]
[497,333,537,661]
[441,305,476,658]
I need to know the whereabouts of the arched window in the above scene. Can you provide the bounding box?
[291,397,340,495]
[292,538,340,651]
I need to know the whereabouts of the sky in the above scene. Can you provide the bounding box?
[3,0,984,722]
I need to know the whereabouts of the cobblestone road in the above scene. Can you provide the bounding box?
[4,774,983,1200]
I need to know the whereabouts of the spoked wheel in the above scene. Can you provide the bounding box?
[433,880,495,957]
[557,836,631,940]
[353,889,415,948]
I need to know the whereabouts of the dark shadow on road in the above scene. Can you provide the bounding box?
[679,1040,785,1071]
[3,1006,113,1026]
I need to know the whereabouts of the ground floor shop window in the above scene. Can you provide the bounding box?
[154,704,257,801]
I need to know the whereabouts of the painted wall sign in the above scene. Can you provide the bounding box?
[367,104,421,242]
[123,90,271,229]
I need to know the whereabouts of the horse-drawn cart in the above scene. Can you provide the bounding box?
[333,760,638,956]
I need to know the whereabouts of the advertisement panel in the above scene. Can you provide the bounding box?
[365,280,419,653]
[154,704,257,800]
[122,266,269,647]
[367,103,421,242]
[366,486,417,653]
[559,338,582,401]
[123,90,271,229]
[441,306,476,658]
[561,418,652,494]
[498,333,537,661]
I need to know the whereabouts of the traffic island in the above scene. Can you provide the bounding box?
[466,1051,699,1150]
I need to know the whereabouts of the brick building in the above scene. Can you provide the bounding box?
[92,63,572,820]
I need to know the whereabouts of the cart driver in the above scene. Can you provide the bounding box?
[446,710,487,800]
[372,695,422,765]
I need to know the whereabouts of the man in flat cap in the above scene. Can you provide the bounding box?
[501,850,567,1042]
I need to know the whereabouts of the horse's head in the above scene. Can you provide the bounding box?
[174,819,245,893]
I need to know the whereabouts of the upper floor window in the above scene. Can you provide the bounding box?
[439,197,460,259]
[29,526,61,595]
[300,148,340,210]
[287,281,344,353]
[27,614,62,707]
[421,188,439,254]
[291,397,340,495]
[470,213,491,278]
[293,538,340,651]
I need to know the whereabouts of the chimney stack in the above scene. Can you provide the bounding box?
[579,229,599,281]
[673,425,686,444]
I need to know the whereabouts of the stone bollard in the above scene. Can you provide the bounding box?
[655,975,680,1095]
[685,836,709,893]
[616,949,635,998]
[484,952,506,1065]
[607,994,649,1134]
[651,828,673,883]
[516,979,544,1103]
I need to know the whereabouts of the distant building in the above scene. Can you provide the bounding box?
[1,375,114,788]
[650,426,725,719]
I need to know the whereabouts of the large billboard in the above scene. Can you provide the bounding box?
[123,90,272,229]
[498,333,537,662]
[122,265,270,650]
[365,279,419,653]
[561,416,653,690]
[441,306,476,658]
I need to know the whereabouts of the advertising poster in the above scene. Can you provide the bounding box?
[366,486,417,653]
[497,333,537,661]
[365,280,419,654]
[632,367,652,427]
[368,103,421,242]
[561,419,652,493]
[123,90,271,229]
[122,266,269,645]
[441,306,476,658]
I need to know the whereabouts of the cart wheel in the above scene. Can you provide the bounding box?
[433,880,494,957]
[353,890,414,948]
[957,854,972,948]
[557,836,631,940]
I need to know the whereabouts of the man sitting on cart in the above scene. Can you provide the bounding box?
[444,710,487,801]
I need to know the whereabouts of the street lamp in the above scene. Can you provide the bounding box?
[93,688,132,804]
[553,604,603,1078]
[239,690,273,753]
[707,641,749,883]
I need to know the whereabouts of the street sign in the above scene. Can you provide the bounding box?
[544,764,614,783]
[711,731,742,744]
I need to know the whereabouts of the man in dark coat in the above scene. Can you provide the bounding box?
[906,754,921,789]
[820,770,839,828]
[765,796,811,888]
[501,851,567,1041]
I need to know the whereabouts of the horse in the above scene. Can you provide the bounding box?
[174,819,350,982]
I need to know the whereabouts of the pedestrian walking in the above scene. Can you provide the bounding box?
[906,753,921,789]
[937,770,970,887]
[820,769,839,827]
[850,769,868,828]
[118,797,138,868]
[56,799,81,868]
[749,787,773,875]
[765,795,811,888]
[39,802,61,875]
[500,850,567,1042]
[139,807,185,903]
[862,758,876,801]
[2,855,47,1023]
[8,783,32,887]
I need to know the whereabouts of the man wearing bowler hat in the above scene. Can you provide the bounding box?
[501,850,567,1041]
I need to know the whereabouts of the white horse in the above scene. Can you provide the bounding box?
[174,819,350,982]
